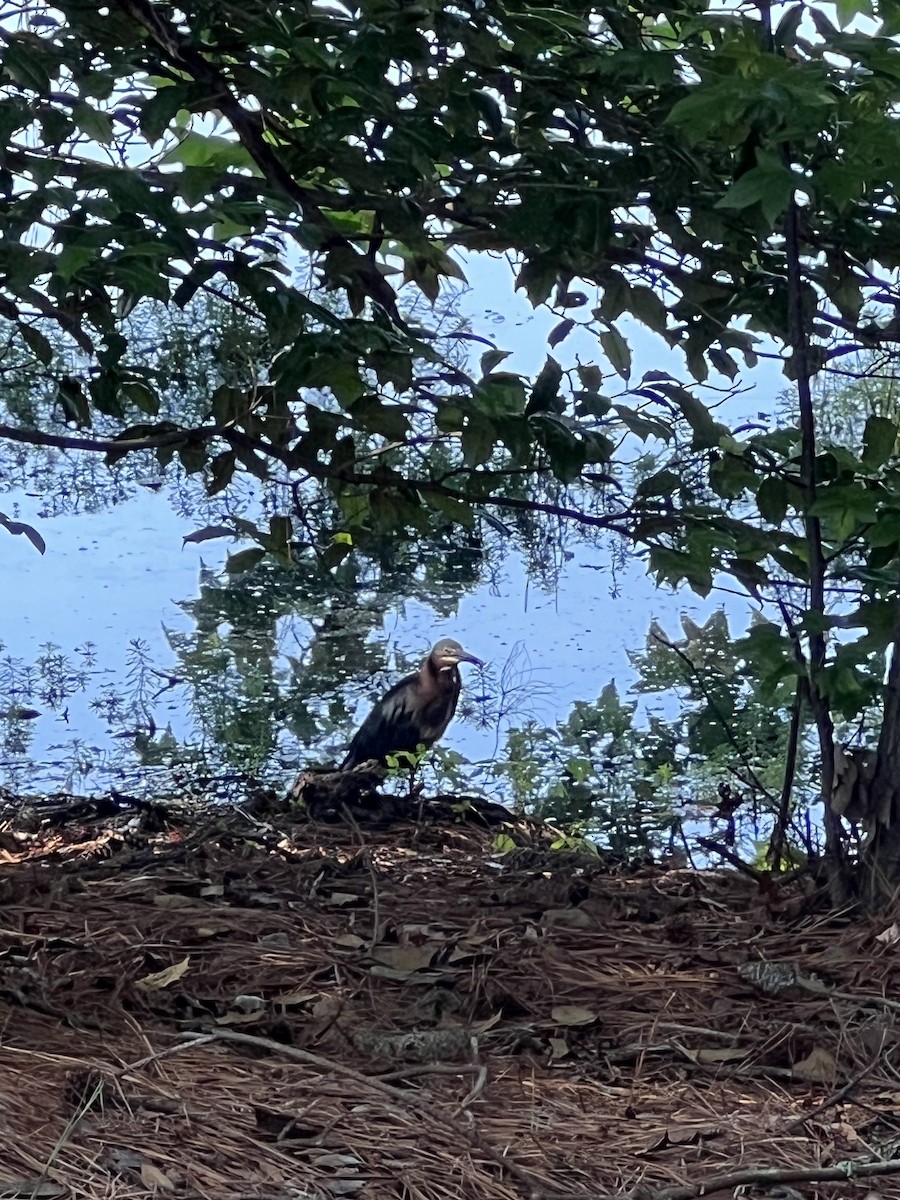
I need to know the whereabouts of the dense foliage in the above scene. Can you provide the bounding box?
[9,0,900,897]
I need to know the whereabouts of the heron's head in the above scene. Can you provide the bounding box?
[430,638,483,671]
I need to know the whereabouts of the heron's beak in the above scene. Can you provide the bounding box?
[454,647,483,666]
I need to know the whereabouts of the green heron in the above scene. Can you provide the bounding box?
[341,638,482,770]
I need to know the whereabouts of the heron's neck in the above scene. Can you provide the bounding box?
[420,656,458,698]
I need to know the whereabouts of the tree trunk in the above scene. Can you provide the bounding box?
[862,605,900,903]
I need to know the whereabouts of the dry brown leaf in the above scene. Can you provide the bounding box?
[312,996,342,1020]
[471,1011,502,1034]
[666,1124,720,1145]
[370,944,438,972]
[398,923,434,940]
[311,1153,362,1168]
[139,1162,176,1192]
[459,931,494,946]
[136,957,190,991]
[685,1046,750,1065]
[792,1046,839,1083]
[198,883,224,897]
[876,922,900,946]
[542,907,594,928]
[215,1008,267,1027]
[327,892,361,907]
[0,1181,65,1198]
[256,1159,286,1184]
[446,943,492,964]
[550,1005,598,1027]
[837,1120,860,1145]
[369,965,447,983]
[548,1037,569,1060]
[639,1124,720,1155]
[273,989,317,1006]
[258,931,291,948]
[334,933,366,950]
[152,893,201,909]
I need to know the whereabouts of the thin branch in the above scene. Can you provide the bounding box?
[0,421,219,454]
[647,1157,900,1200]
[0,418,638,538]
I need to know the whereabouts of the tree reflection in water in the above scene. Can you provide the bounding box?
[0,530,515,796]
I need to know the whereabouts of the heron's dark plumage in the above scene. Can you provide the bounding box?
[340,639,480,770]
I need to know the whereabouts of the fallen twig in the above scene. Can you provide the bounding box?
[780,1051,885,1134]
[645,1156,900,1200]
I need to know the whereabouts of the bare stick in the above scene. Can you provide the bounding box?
[646,1156,900,1200]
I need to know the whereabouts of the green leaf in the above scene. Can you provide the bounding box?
[57,375,91,427]
[480,349,511,376]
[122,380,160,416]
[515,256,558,306]
[208,451,237,496]
[471,89,504,137]
[526,356,563,414]
[56,244,96,282]
[629,286,669,336]
[549,318,575,348]
[715,164,796,226]
[73,102,114,143]
[614,404,671,442]
[862,415,898,468]
[660,385,725,450]
[19,323,53,364]
[338,492,370,526]
[574,391,611,418]
[474,377,526,418]
[708,348,738,381]
[178,441,208,475]
[577,364,603,391]
[429,490,475,527]
[159,132,260,173]
[600,329,631,380]
[533,414,586,484]
[182,524,235,546]
[461,413,495,466]
[597,276,629,322]
[635,469,680,498]
[757,476,789,524]
[139,84,190,142]
[3,38,52,93]
[267,514,293,560]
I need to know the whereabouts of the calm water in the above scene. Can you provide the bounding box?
[1,259,778,807]
[3,475,699,795]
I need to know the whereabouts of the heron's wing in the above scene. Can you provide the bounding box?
[341,675,424,769]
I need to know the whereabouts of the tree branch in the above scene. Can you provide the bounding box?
[0,420,637,539]
[647,1156,900,1200]
[112,0,402,322]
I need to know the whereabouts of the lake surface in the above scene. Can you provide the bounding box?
[1,259,779,829]
[3,475,706,795]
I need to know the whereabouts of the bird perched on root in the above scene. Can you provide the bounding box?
[341,638,482,771]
